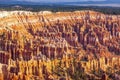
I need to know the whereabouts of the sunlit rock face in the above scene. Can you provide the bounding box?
[0,10,119,80]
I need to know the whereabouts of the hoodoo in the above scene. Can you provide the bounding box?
[0,10,120,80]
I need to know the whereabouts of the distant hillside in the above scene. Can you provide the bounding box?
[0,5,120,15]
[0,0,120,5]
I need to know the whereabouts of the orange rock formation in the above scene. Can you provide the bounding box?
[0,10,119,80]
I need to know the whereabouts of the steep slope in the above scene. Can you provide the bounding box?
[0,10,119,80]
[0,11,119,58]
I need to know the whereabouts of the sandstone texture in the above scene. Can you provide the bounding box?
[0,10,119,80]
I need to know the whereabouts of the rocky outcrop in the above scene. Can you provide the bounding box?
[81,57,120,72]
[0,10,119,80]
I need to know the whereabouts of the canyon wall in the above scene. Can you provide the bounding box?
[0,10,119,80]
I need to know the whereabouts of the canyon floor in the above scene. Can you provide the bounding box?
[0,10,120,80]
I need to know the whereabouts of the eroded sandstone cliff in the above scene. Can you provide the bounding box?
[0,10,120,80]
